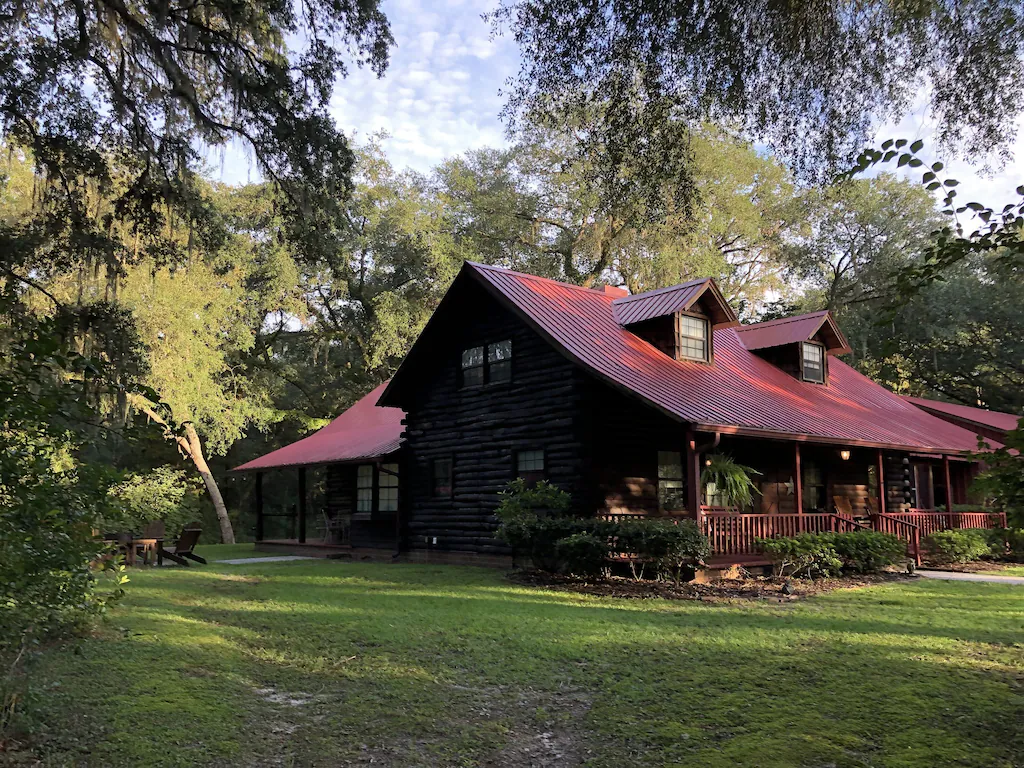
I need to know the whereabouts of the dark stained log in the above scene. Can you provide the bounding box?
[298,466,307,544]
[255,471,264,542]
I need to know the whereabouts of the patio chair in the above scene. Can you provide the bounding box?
[158,525,207,567]
[833,496,855,518]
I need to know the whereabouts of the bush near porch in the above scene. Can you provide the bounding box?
[3,554,1021,768]
[757,531,908,578]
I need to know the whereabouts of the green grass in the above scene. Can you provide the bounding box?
[981,565,1024,577]
[194,543,291,561]
[17,561,1024,767]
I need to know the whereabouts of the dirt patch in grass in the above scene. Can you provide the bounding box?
[508,570,915,602]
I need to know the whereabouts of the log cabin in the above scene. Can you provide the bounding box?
[233,261,1007,567]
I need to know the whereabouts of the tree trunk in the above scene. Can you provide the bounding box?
[184,423,235,544]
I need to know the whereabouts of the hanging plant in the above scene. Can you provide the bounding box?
[702,454,761,510]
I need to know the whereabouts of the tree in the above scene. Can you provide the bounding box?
[437,125,804,308]
[493,0,1024,187]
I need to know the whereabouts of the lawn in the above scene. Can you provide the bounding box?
[982,565,1024,578]
[16,548,1024,767]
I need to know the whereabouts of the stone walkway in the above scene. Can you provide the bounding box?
[217,555,316,565]
[918,570,1024,585]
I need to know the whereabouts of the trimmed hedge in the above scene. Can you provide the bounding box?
[924,528,994,564]
[757,531,907,578]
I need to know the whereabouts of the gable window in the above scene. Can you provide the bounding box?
[432,457,453,497]
[657,451,686,512]
[802,342,825,384]
[356,464,374,512]
[461,339,513,387]
[677,315,709,362]
[516,449,545,485]
[461,346,485,387]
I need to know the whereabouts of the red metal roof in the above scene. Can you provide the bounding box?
[612,279,707,325]
[904,397,1020,434]
[735,311,852,354]
[467,262,986,454]
[232,381,404,471]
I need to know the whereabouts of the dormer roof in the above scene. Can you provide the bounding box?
[612,278,739,328]
[735,310,852,355]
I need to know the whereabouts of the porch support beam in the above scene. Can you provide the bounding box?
[943,455,953,514]
[298,466,307,544]
[685,431,700,516]
[794,443,803,515]
[255,472,264,542]
[876,449,886,515]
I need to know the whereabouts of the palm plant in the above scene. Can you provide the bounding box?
[701,454,761,510]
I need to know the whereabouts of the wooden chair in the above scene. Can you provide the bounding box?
[158,526,207,567]
[833,496,855,518]
[866,497,879,515]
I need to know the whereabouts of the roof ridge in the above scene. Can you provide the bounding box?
[610,278,709,305]
[736,310,829,331]
[465,261,616,300]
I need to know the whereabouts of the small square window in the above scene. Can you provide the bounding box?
[461,346,485,387]
[802,343,825,384]
[432,458,453,497]
[678,315,709,361]
[487,339,512,383]
[516,450,545,485]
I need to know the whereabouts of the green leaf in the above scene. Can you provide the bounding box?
[910,139,924,153]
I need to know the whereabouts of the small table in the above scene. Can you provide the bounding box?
[127,538,163,566]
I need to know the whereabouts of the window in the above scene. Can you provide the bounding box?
[461,345,485,387]
[432,458,453,497]
[802,342,825,383]
[379,463,399,512]
[461,339,512,387]
[487,339,512,383]
[803,461,825,511]
[356,464,374,512]
[355,463,400,515]
[516,449,545,485]
[677,315,709,361]
[658,450,686,512]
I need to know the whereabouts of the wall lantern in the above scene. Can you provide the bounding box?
[839,450,851,461]
[705,458,713,467]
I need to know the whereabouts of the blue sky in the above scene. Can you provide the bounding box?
[212,0,1022,209]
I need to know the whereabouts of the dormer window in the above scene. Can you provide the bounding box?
[677,314,709,362]
[802,342,825,384]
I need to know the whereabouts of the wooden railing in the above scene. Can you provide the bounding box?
[697,508,871,558]
[870,512,922,565]
[886,509,1007,538]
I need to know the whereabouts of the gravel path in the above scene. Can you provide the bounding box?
[217,555,317,565]
[918,570,1024,585]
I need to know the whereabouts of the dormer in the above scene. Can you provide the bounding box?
[611,279,739,364]
[735,311,851,385]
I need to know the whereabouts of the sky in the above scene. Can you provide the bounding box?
[212,0,1023,210]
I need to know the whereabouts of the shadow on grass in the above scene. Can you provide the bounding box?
[25,561,1024,768]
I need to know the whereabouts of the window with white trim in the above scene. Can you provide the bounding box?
[378,463,399,512]
[677,315,709,361]
[516,449,545,485]
[356,464,374,512]
[802,342,825,384]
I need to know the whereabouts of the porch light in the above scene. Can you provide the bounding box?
[840,450,851,461]
[705,458,712,467]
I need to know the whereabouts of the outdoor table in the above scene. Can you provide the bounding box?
[127,537,163,566]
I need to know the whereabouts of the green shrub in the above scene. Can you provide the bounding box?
[830,531,907,573]
[555,533,609,578]
[756,534,843,579]
[495,478,571,525]
[497,515,592,572]
[924,528,994,564]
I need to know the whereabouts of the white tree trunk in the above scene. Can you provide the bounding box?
[184,423,236,544]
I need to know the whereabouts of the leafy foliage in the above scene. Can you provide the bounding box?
[756,535,844,579]
[554,533,609,578]
[924,529,997,564]
[701,454,761,510]
[495,0,1024,185]
[828,531,908,575]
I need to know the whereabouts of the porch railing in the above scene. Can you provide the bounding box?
[870,512,922,565]
[697,508,871,558]
[885,509,1007,538]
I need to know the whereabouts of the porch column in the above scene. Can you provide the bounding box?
[943,455,954,515]
[685,431,701,516]
[794,443,803,515]
[876,449,886,515]
[255,471,264,542]
[298,466,307,544]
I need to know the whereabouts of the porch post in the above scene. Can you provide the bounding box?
[794,443,803,515]
[255,471,264,542]
[876,449,886,515]
[943,455,953,516]
[298,466,307,544]
[685,431,701,516]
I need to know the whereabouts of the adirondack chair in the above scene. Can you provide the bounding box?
[158,525,207,566]
[833,496,855,518]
